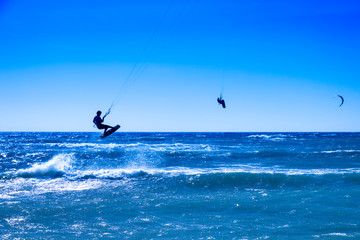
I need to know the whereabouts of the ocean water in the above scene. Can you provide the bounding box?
[1,132,360,239]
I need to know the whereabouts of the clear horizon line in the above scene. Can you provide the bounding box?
[0,131,359,133]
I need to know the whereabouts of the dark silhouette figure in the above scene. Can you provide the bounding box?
[93,111,114,134]
[217,97,226,108]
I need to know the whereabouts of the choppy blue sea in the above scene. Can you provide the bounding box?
[1,132,360,239]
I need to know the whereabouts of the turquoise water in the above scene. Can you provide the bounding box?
[1,132,360,239]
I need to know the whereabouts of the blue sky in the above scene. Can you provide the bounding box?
[0,0,359,132]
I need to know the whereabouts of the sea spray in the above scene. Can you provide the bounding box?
[16,153,74,178]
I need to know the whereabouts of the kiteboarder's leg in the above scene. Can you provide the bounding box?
[97,124,114,134]
[104,125,114,134]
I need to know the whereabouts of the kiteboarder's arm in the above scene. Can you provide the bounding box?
[94,116,103,125]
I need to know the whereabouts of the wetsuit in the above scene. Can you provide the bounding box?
[93,116,113,133]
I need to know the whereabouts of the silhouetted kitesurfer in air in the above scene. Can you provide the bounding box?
[217,96,226,108]
[93,111,114,134]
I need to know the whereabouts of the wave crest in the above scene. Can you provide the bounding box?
[16,154,74,178]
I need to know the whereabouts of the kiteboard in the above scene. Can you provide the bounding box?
[100,125,120,139]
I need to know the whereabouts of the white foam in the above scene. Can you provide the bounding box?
[270,137,286,142]
[124,143,214,152]
[47,143,122,149]
[0,193,14,199]
[65,165,360,180]
[35,178,104,192]
[2,164,360,199]
[25,153,44,157]
[16,154,74,177]
[45,142,214,152]
[247,135,286,141]
[320,150,360,154]
[0,177,108,199]
[248,134,272,139]
[8,151,360,182]
[5,217,26,226]
[247,134,294,141]
[319,233,349,237]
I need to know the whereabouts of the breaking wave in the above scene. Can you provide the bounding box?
[15,154,74,178]
[5,154,360,183]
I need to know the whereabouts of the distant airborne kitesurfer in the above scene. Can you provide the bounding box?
[93,111,114,134]
[217,96,226,108]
